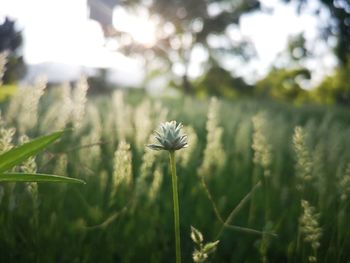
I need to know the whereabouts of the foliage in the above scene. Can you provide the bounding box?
[287,33,309,62]
[283,0,350,65]
[194,64,253,98]
[255,67,311,103]
[0,18,26,84]
[90,0,260,93]
[320,0,350,65]
[312,57,350,105]
[0,130,85,184]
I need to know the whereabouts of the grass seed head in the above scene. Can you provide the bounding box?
[198,97,226,176]
[299,200,322,257]
[0,52,7,85]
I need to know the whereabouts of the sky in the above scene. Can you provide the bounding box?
[0,0,338,87]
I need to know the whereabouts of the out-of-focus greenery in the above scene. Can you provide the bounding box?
[84,0,350,105]
[194,65,253,99]
[311,57,350,105]
[190,63,350,106]
[255,68,310,103]
[1,1,349,107]
[1,86,350,262]
[284,0,350,65]
[0,130,85,184]
[90,0,260,93]
[0,17,26,84]
[0,84,16,101]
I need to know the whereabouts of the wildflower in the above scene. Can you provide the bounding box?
[148,121,188,151]
[147,120,188,263]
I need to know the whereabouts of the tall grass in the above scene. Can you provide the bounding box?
[0,81,350,262]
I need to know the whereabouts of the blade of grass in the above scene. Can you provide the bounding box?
[200,175,276,238]
[223,224,277,237]
[0,131,64,173]
[85,207,128,230]
[216,181,262,239]
[0,173,85,184]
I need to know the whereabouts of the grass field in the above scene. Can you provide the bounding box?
[0,79,350,262]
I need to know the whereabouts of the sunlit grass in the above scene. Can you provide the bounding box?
[0,81,350,262]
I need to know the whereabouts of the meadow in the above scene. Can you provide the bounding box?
[0,77,350,262]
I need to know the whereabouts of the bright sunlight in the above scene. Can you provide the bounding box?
[113,7,158,47]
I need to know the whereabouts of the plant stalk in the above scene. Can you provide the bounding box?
[169,151,181,263]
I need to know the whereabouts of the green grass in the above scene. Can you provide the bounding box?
[0,88,350,262]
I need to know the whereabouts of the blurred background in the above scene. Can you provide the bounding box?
[1,0,349,105]
[1,1,350,262]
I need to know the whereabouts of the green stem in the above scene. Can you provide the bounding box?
[263,173,270,223]
[169,151,181,263]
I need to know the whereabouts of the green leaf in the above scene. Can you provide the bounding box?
[0,173,85,184]
[0,131,64,173]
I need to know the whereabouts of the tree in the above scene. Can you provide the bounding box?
[194,63,253,98]
[255,67,311,103]
[89,0,260,94]
[283,0,350,65]
[312,56,350,105]
[286,33,310,63]
[0,17,26,84]
[318,0,350,65]
[281,0,350,105]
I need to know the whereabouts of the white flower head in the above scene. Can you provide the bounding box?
[148,121,188,151]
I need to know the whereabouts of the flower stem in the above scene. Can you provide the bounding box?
[169,151,181,263]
